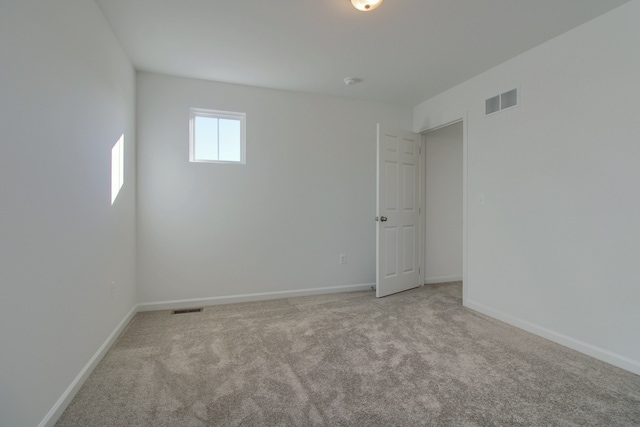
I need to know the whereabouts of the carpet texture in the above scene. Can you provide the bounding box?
[56,282,640,426]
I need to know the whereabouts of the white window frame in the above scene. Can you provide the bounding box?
[189,107,246,164]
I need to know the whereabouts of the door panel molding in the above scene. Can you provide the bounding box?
[376,124,421,297]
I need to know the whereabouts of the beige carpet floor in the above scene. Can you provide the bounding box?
[57,282,640,426]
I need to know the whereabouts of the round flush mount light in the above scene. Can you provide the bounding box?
[351,0,383,12]
[344,77,362,86]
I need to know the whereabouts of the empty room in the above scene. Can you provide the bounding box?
[1,0,639,426]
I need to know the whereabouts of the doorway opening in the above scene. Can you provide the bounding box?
[375,119,467,302]
[421,119,466,302]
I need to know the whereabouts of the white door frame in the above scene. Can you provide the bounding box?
[418,112,468,305]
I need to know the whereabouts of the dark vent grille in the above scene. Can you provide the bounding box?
[501,89,518,109]
[171,307,203,314]
[485,95,500,115]
[486,88,518,115]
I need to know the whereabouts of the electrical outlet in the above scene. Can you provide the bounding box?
[339,254,347,264]
[110,281,115,299]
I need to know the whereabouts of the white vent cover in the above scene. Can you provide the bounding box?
[486,88,518,115]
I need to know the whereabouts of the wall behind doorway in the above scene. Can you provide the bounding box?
[136,72,413,304]
[424,122,464,283]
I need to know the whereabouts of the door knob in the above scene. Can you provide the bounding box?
[380,216,388,222]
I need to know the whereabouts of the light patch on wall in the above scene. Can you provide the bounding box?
[111,134,124,204]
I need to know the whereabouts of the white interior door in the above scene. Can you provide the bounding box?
[376,124,421,297]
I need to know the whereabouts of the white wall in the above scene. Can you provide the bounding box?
[414,0,640,373]
[424,122,463,283]
[137,72,412,304]
[0,1,137,426]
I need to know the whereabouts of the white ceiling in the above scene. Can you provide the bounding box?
[95,0,629,107]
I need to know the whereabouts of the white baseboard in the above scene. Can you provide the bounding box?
[424,275,463,285]
[39,282,376,426]
[138,283,376,312]
[47,285,638,427]
[465,299,640,376]
[38,305,138,427]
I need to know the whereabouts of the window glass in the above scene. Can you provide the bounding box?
[189,108,245,164]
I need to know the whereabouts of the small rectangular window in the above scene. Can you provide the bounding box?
[189,108,246,164]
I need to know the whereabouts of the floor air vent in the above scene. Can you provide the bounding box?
[171,307,204,314]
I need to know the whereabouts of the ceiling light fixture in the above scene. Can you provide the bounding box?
[351,0,383,12]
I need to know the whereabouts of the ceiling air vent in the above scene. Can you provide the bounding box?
[486,88,518,115]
